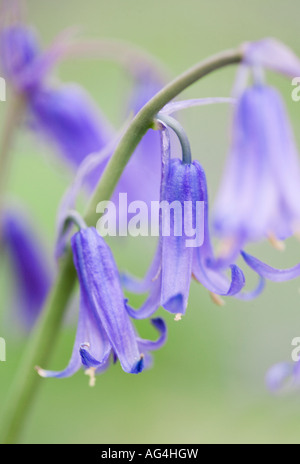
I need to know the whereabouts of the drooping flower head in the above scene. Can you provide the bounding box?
[124,121,248,321]
[213,39,300,265]
[0,13,166,197]
[1,206,52,329]
[37,227,167,385]
[0,24,39,92]
[214,85,300,248]
[0,21,115,173]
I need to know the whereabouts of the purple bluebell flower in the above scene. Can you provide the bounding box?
[124,128,246,320]
[0,25,39,91]
[1,208,52,328]
[0,23,167,211]
[213,39,300,266]
[214,85,300,259]
[29,85,114,175]
[243,38,300,78]
[0,24,114,174]
[36,227,167,385]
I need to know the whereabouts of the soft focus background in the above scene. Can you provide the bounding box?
[1,0,300,444]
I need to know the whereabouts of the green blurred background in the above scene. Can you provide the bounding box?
[1,0,300,444]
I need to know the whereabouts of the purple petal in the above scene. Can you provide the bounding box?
[121,127,171,318]
[137,318,167,352]
[234,276,265,301]
[125,274,162,320]
[160,159,195,314]
[161,97,235,115]
[29,84,114,172]
[243,38,300,78]
[214,85,300,244]
[266,362,294,392]
[71,228,143,374]
[2,208,52,328]
[37,294,111,379]
[190,161,246,296]
[0,25,39,91]
[194,259,246,296]
[241,251,300,282]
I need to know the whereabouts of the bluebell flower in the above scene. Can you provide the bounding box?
[0,23,166,207]
[243,38,300,78]
[1,207,52,329]
[36,227,167,385]
[213,39,300,265]
[0,25,39,92]
[0,24,114,175]
[124,128,247,321]
[29,85,114,177]
[214,85,300,255]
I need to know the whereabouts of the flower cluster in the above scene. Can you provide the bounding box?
[1,7,300,390]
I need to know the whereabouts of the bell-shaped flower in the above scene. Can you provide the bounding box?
[214,85,300,258]
[36,227,167,385]
[0,23,114,172]
[0,19,167,226]
[124,127,246,321]
[1,207,52,328]
[0,25,39,91]
[213,39,300,265]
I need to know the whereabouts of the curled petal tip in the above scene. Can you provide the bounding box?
[150,318,166,332]
[131,355,144,374]
[241,250,300,282]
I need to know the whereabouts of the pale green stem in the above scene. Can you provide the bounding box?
[0,47,243,444]
[0,94,25,208]
[156,113,192,164]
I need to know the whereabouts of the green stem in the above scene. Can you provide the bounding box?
[63,210,88,232]
[0,94,25,208]
[0,47,243,444]
[156,113,192,164]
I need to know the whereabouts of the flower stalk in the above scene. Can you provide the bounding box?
[0,47,243,444]
[0,93,25,208]
[156,113,192,164]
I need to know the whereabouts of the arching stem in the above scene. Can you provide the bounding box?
[0,46,243,444]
